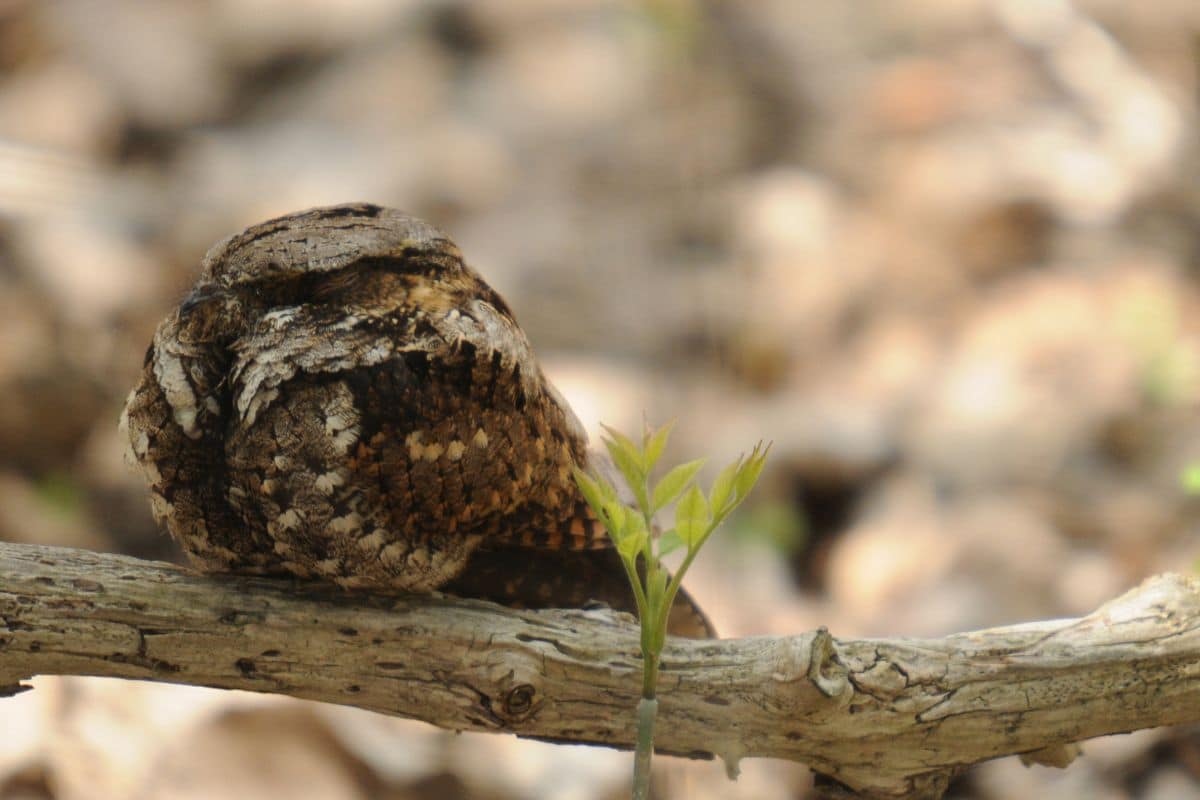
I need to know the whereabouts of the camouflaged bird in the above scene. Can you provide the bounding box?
[121,203,712,637]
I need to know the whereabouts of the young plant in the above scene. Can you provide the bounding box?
[573,421,769,800]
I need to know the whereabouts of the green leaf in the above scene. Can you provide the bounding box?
[617,512,648,565]
[573,467,608,521]
[1185,464,1200,495]
[646,566,669,613]
[617,533,644,565]
[626,510,648,542]
[598,500,626,540]
[598,471,620,502]
[675,484,710,547]
[657,529,685,557]
[642,419,676,471]
[651,458,706,513]
[601,424,646,487]
[708,457,741,517]
[734,442,771,502]
[607,443,643,484]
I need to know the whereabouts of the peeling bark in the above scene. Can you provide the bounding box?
[1,542,1198,799]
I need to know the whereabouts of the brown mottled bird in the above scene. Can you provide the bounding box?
[121,203,712,637]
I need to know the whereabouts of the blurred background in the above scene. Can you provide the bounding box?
[1,0,1199,798]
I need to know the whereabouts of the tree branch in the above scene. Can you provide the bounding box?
[1,542,1198,799]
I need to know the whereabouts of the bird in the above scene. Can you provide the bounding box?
[121,203,712,637]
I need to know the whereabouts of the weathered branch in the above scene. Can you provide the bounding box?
[1,542,1198,799]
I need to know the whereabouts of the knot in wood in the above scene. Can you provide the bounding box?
[502,683,537,719]
[484,652,543,724]
[807,627,852,705]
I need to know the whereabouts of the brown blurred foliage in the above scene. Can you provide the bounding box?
[1,1,1200,798]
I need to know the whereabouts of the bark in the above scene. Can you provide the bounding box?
[1,542,1198,799]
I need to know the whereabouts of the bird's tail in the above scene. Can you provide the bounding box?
[444,546,716,639]
[497,498,614,551]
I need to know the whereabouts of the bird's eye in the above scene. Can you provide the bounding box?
[244,270,357,308]
[245,257,426,309]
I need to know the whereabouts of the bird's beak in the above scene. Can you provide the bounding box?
[179,285,224,318]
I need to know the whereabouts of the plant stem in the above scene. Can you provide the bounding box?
[633,483,663,799]
[642,650,659,699]
[632,697,659,800]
